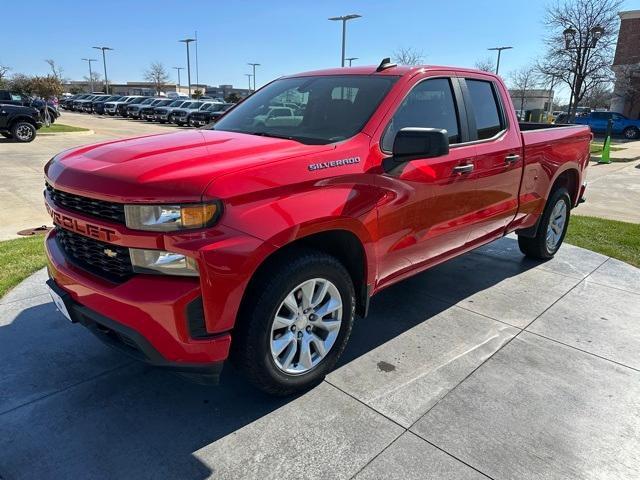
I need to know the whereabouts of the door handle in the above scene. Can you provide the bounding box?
[505,154,521,164]
[453,164,474,174]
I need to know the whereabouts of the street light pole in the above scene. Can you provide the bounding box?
[245,73,253,92]
[345,57,358,67]
[92,46,113,94]
[328,14,362,67]
[247,63,260,91]
[487,46,513,75]
[81,58,97,92]
[179,38,196,97]
[172,67,184,89]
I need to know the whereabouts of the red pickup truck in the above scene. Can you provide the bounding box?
[44,60,591,395]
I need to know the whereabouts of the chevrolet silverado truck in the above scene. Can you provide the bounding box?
[43,61,591,395]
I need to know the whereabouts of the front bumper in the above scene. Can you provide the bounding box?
[45,229,232,371]
[46,277,224,382]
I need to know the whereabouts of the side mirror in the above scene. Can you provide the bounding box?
[392,127,449,162]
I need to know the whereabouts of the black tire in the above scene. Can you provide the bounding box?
[159,120,166,124]
[232,248,355,396]
[11,121,36,143]
[518,187,571,259]
[623,126,639,140]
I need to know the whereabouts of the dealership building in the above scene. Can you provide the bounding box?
[611,10,640,119]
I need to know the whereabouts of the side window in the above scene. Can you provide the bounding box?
[381,78,460,152]
[10,93,22,102]
[465,79,504,140]
[0,91,10,100]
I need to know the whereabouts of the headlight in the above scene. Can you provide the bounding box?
[124,202,221,232]
[129,248,199,276]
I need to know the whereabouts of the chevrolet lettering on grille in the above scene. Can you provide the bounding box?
[46,204,118,242]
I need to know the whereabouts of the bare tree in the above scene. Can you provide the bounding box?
[474,57,496,73]
[45,59,64,82]
[538,0,622,119]
[0,63,10,85]
[509,65,539,115]
[83,71,102,92]
[393,47,425,66]
[144,62,170,95]
[581,82,613,108]
[613,64,640,116]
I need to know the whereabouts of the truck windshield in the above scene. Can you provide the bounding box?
[212,75,398,145]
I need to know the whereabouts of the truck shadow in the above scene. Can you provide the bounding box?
[0,236,543,478]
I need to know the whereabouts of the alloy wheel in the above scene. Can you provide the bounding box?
[270,278,343,375]
[546,199,567,252]
[15,124,33,141]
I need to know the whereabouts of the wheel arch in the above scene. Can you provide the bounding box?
[239,228,371,321]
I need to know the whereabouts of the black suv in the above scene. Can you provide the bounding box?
[0,90,59,123]
[0,104,43,142]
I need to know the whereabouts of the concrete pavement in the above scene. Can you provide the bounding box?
[1,238,639,479]
[0,112,182,240]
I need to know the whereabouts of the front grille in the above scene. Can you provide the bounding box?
[46,183,125,224]
[57,228,133,281]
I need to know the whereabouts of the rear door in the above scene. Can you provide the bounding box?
[588,112,608,132]
[458,75,523,244]
[374,74,479,276]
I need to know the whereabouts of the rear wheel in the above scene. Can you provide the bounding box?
[11,121,36,143]
[232,248,355,396]
[518,187,571,259]
[623,126,639,140]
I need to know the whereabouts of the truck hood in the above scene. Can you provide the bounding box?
[45,129,334,203]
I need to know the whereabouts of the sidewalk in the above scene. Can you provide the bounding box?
[578,157,640,223]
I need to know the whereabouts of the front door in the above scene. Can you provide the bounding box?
[374,75,479,281]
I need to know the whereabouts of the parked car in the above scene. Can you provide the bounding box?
[574,111,640,139]
[43,62,591,395]
[153,100,192,123]
[188,102,234,126]
[72,94,103,111]
[92,95,123,115]
[140,99,174,121]
[0,104,43,142]
[126,98,165,119]
[170,101,215,126]
[117,96,148,117]
[103,96,140,116]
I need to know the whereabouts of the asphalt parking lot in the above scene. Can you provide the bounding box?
[1,236,638,479]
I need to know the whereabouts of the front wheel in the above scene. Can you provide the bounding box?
[232,249,355,396]
[623,126,639,140]
[11,122,36,143]
[518,187,571,259]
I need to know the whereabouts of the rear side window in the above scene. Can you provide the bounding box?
[466,79,504,140]
[381,78,460,151]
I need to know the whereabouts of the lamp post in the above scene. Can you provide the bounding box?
[92,46,113,94]
[487,46,513,75]
[173,67,184,89]
[345,57,358,67]
[247,63,260,91]
[81,58,97,92]
[179,38,196,97]
[245,73,253,92]
[563,25,604,120]
[328,14,362,67]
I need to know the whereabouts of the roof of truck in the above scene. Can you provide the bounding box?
[285,64,500,79]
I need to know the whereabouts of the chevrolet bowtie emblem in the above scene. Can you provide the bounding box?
[103,248,118,258]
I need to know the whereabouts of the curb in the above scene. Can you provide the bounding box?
[39,130,94,137]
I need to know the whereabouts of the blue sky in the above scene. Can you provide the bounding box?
[2,0,634,101]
